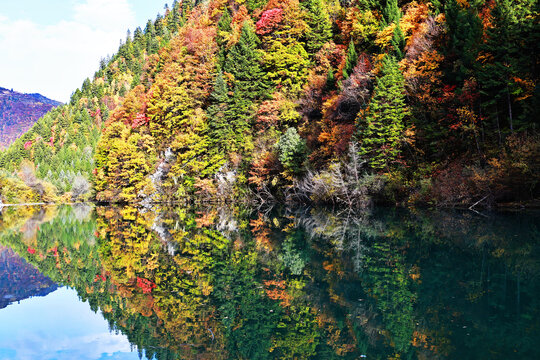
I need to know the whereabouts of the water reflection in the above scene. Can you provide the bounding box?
[0,245,57,309]
[0,205,538,359]
[0,287,138,360]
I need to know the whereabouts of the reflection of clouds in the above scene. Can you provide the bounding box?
[0,288,139,360]
[3,332,134,360]
[1,332,136,360]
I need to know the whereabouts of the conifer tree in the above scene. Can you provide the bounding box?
[443,0,482,84]
[167,0,183,33]
[382,0,401,26]
[357,55,408,169]
[304,0,333,53]
[222,22,268,152]
[382,0,404,58]
[206,72,232,152]
[343,40,358,79]
[390,24,405,59]
[223,22,267,100]
[216,8,232,70]
[478,0,534,131]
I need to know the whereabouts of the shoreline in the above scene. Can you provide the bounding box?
[1,200,539,211]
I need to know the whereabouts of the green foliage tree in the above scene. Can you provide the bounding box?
[443,0,482,84]
[477,0,538,132]
[304,0,333,53]
[342,40,358,79]
[207,72,232,152]
[277,127,306,174]
[222,22,268,153]
[216,7,232,70]
[357,55,408,170]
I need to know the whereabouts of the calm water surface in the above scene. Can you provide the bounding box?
[0,205,538,359]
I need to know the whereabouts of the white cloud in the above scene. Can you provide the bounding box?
[4,332,134,360]
[0,0,136,102]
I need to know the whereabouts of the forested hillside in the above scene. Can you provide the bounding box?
[0,3,181,202]
[0,88,61,150]
[0,0,538,207]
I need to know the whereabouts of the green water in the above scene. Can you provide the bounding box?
[0,205,538,359]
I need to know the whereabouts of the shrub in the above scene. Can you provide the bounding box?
[71,175,91,201]
[289,144,384,207]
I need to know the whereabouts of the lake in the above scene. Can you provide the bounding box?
[0,205,538,359]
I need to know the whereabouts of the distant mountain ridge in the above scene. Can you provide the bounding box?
[0,87,61,149]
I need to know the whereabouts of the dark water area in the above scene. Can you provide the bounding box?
[0,204,538,359]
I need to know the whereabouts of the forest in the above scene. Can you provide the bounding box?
[0,0,538,207]
[1,204,538,358]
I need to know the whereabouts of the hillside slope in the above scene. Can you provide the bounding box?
[1,0,539,207]
[0,87,61,149]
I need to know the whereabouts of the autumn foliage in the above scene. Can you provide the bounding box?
[1,0,538,207]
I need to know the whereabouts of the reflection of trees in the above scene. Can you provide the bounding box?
[1,205,539,359]
[289,207,416,356]
[291,207,383,272]
[287,207,540,359]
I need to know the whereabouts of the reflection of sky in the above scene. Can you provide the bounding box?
[0,287,143,360]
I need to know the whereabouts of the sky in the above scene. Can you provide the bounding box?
[0,0,170,102]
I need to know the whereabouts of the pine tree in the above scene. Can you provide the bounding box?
[167,0,183,33]
[477,0,536,132]
[216,8,232,70]
[382,0,401,26]
[357,56,408,169]
[223,22,267,100]
[391,24,405,59]
[382,0,404,58]
[206,72,232,152]
[443,0,482,84]
[304,0,333,53]
[326,68,336,91]
[222,22,269,152]
[343,40,358,79]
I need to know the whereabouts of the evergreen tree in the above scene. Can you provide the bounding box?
[326,68,336,91]
[443,0,482,84]
[223,22,267,100]
[168,0,183,33]
[382,0,404,58]
[343,40,358,79]
[133,26,143,42]
[478,0,537,131]
[357,56,408,170]
[222,22,269,152]
[390,24,405,59]
[182,0,193,19]
[382,0,401,26]
[304,0,333,53]
[216,8,232,71]
[206,72,232,152]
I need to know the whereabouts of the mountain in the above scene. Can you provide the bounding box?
[0,0,538,207]
[0,87,61,149]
